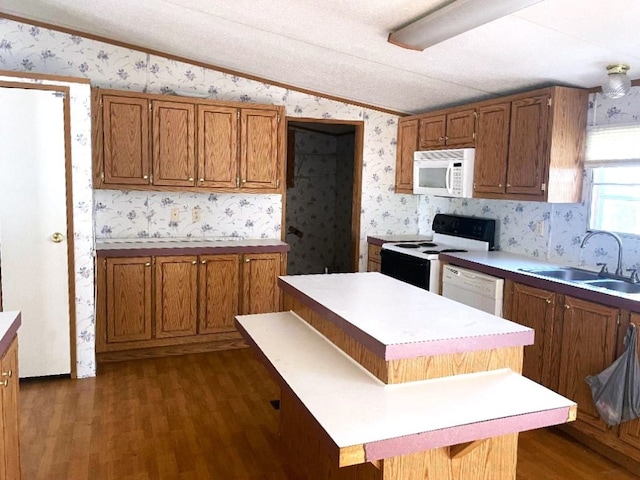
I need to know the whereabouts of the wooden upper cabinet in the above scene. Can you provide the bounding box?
[104,257,153,343]
[557,296,619,433]
[242,253,282,315]
[154,256,198,338]
[197,105,238,189]
[395,118,419,193]
[506,94,549,198]
[473,102,510,195]
[102,95,150,185]
[418,109,475,150]
[152,100,196,187]
[418,114,446,149]
[240,108,280,190]
[198,254,240,334]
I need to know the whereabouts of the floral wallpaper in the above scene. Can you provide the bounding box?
[418,87,640,273]
[0,17,417,376]
[0,72,94,378]
[285,129,354,275]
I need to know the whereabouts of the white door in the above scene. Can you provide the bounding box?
[0,87,72,377]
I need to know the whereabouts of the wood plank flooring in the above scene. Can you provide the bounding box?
[19,348,639,479]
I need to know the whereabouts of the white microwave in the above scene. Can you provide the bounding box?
[413,148,475,197]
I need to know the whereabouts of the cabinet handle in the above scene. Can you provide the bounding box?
[144,262,151,267]
[1,370,12,378]
[201,260,207,264]
[191,260,197,265]
[245,258,251,263]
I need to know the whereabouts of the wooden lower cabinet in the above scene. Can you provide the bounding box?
[367,243,382,273]
[0,337,20,480]
[97,251,285,355]
[618,312,640,451]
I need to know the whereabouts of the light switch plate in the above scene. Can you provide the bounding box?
[170,207,180,223]
[192,207,201,223]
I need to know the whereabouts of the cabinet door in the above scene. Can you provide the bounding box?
[558,296,619,432]
[240,108,280,190]
[506,94,549,198]
[395,118,418,193]
[152,100,196,187]
[0,338,20,480]
[197,105,238,189]
[445,109,475,147]
[105,257,153,343]
[473,102,510,196]
[507,283,557,388]
[619,312,640,449]
[418,114,446,149]
[155,256,198,338]
[367,244,382,273]
[198,254,240,334]
[242,253,282,315]
[102,95,150,185]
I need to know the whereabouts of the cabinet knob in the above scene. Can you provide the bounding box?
[191,260,197,265]
[439,136,444,142]
[199,178,204,183]
[444,136,449,141]
[143,174,149,180]
[51,232,65,243]
[201,260,207,264]
[1,370,12,378]
[242,179,247,184]
[564,304,570,309]
[0,379,7,388]
[245,258,251,263]
[188,177,194,182]
[144,262,151,267]
[506,183,511,188]
[498,184,503,188]
[546,299,552,304]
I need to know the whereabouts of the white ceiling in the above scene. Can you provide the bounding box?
[2,0,640,114]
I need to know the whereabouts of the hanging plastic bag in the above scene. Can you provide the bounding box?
[585,323,640,426]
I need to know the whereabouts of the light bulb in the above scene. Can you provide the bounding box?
[602,64,631,99]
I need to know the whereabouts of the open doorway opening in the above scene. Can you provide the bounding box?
[284,119,363,275]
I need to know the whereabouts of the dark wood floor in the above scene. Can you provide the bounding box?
[19,348,639,479]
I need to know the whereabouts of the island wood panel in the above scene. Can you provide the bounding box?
[504,282,558,387]
[102,95,150,185]
[619,312,640,451]
[103,257,153,344]
[242,252,282,314]
[152,100,196,187]
[198,254,240,334]
[240,108,279,189]
[557,296,619,434]
[394,118,418,193]
[284,294,523,384]
[197,104,238,189]
[154,256,198,338]
[505,94,549,198]
[473,101,510,195]
[0,338,20,480]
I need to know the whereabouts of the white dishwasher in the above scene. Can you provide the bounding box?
[442,264,504,317]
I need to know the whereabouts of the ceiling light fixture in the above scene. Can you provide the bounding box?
[601,64,631,99]
[388,0,545,51]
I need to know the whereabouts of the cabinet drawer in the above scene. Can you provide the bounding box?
[368,244,382,263]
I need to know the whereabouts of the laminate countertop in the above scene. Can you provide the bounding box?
[278,272,533,360]
[366,234,432,246]
[440,250,640,311]
[95,238,289,257]
[0,311,21,358]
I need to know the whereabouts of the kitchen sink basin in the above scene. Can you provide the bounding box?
[519,267,601,282]
[584,280,640,294]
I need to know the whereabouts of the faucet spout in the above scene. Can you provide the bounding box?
[580,231,624,276]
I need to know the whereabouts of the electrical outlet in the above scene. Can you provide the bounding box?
[535,220,545,237]
[170,207,180,223]
[192,206,201,223]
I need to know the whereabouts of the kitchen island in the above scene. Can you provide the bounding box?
[236,273,577,480]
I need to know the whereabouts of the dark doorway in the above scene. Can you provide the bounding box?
[284,119,363,275]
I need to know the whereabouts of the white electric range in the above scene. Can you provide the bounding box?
[380,214,496,294]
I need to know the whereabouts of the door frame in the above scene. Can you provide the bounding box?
[282,118,363,273]
[0,80,77,378]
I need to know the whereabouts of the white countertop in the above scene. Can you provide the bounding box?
[236,311,575,463]
[279,272,533,359]
[0,311,21,357]
[95,237,289,251]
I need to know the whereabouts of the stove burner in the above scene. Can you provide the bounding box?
[422,250,440,254]
[440,249,468,253]
[417,242,437,247]
[397,244,420,249]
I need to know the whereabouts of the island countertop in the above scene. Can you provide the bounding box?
[278,272,533,360]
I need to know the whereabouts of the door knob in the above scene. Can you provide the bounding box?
[51,232,65,243]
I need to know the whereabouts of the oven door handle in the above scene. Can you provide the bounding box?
[445,163,453,194]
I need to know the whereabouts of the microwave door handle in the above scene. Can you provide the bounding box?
[445,163,453,194]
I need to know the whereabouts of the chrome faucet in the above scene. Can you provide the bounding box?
[580,231,624,276]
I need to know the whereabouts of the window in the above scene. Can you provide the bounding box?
[585,124,640,236]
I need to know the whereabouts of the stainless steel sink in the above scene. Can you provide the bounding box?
[519,267,601,282]
[584,279,640,294]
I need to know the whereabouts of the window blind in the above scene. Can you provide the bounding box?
[585,123,640,166]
